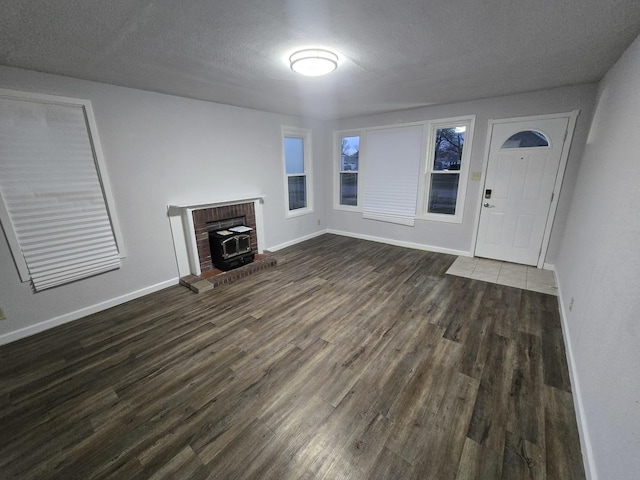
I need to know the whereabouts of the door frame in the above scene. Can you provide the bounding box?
[471,110,580,268]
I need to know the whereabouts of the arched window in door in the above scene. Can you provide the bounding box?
[502,130,549,148]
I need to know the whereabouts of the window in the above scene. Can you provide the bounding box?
[0,89,123,291]
[421,116,475,223]
[282,127,312,215]
[362,125,423,226]
[502,130,549,148]
[335,132,360,208]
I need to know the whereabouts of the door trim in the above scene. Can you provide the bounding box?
[471,110,580,268]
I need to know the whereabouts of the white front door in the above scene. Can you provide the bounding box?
[475,116,570,266]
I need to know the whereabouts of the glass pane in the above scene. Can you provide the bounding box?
[502,130,549,148]
[429,173,459,215]
[288,175,307,210]
[340,172,358,206]
[433,127,465,171]
[340,135,360,171]
[238,234,251,252]
[284,136,304,174]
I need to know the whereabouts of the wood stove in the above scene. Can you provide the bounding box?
[208,228,255,271]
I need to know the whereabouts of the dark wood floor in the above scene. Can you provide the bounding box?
[0,234,585,479]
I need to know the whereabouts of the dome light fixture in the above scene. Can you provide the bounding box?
[289,48,338,77]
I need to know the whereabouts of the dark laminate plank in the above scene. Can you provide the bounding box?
[490,283,523,340]
[443,280,488,343]
[458,312,494,381]
[358,317,445,406]
[0,387,118,470]
[320,412,392,480]
[385,337,465,464]
[501,431,546,480]
[287,378,389,479]
[544,385,586,479]
[541,301,573,392]
[0,234,585,479]
[44,365,236,479]
[456,437,504,480]
[508,331,545,446]
[466,332,516,453]
[241,393,335,479]
[429,276,477,329]
[517,290,545,337]
[146,445,207,480]
[409,372,480,479]
[193,344,307,464]
[1,416,96,479]
[0,347,132,443]
[204,418,275,479]
[367,446,414,480]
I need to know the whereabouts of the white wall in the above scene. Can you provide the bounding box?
[325,85,597,260]
[0,66,327,344]
[555,34,640,480]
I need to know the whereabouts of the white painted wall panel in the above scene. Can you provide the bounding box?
[327,85,597,257]
[0,66,326,342]
[555,33,640,480]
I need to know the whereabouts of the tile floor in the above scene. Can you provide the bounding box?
[446,256,558,296]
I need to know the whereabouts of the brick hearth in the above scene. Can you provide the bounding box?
[180,253,277,293]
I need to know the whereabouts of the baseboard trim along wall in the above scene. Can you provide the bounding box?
[554,268,597,480]
[266,229,329,252]
[326,229,472,258]
[0,278,179,346]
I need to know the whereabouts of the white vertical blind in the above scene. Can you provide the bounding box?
[362,125,423,226]
[0,96,120,291]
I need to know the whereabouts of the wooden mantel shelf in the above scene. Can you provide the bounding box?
[167,195,266,217]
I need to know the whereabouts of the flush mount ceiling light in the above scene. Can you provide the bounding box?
[289,49,338,77]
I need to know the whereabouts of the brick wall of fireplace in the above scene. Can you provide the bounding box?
[192,202,257,273]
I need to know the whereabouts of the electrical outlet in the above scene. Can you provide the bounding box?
[317,219,321,226]
[0,307,5,320]
[569,297,574,312]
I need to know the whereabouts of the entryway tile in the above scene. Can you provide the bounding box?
[446,266,474,278]
[496,276,527,289]
[526,282,558,296]
[451,257,479,268]
[498,269,527,282]
[500,263,528,274]
[474,262,502,275]
[470,271,499,283]
[446,256,557,295]
[526,267,555,284]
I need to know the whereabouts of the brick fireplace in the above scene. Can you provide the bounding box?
[192,202,257,274]
[168,195,269,282]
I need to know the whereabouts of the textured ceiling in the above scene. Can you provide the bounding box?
[1,0,639,119]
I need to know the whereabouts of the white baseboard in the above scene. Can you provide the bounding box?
[266,229,328,252]
[326,229,472,257]
[555,270,597,480]
[0,278,179,346]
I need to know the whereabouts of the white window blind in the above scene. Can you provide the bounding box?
[362,125,423,226]
[0,94,121,291]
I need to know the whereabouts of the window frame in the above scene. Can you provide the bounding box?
[418,115,476,224]
[333,130,362,211]
[0,88,125,286]
[282,126,313,217]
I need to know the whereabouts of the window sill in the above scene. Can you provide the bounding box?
[333,204,361,213]
[416,213,463,224]
[286,207,314,219]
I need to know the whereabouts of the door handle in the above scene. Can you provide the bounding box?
[483,203,495,208]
